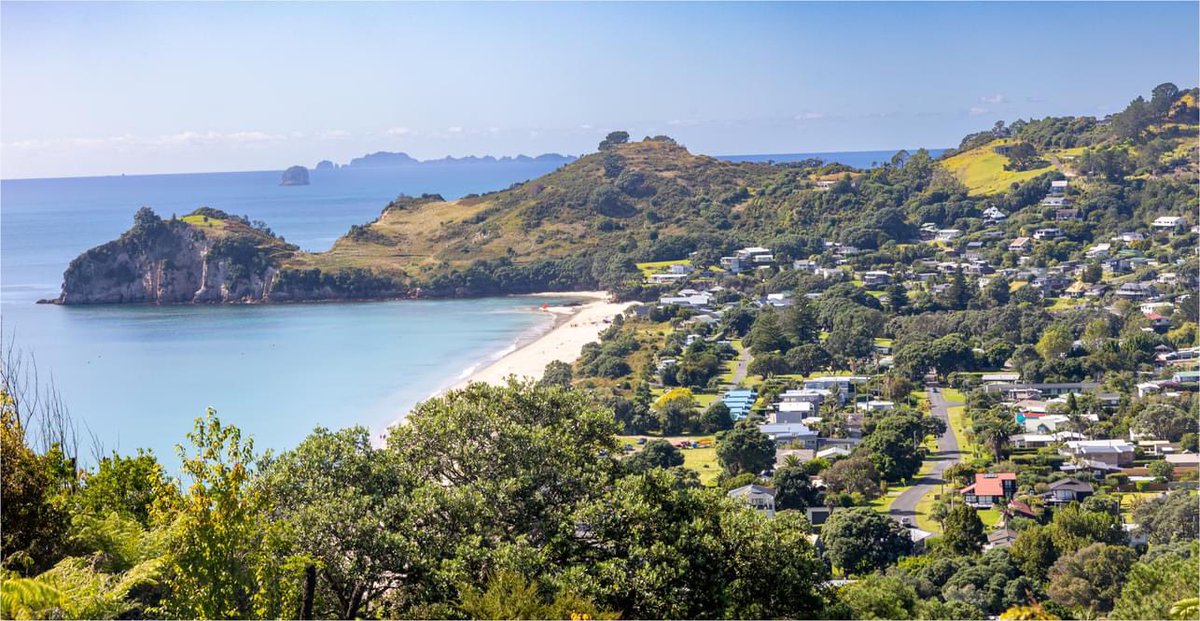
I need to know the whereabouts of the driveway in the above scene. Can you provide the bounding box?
[888,388,963,523]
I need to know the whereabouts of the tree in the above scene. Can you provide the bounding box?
[747,310,790,354]
[459,570,616,620]
[1134,403,1197,442]
[839,572,918,620]
[1047,543,1136,615]
[624,439,684,474]
[1111,542,1200,620]
[1036,325,1073,361]
[597,131,629,151]
[0,406,68,575]
[973,406,1021,462]
[154,409,299,619]
[539,360,573,389]
[1048,503,1126,553]
[569,469,830,619]
[1009,526,1059,582]
[748,352,788,379]
[860,421,925,483]
[784,344,831,377]
[942,504,986,555]
[984,275,1011,307]
[771,466,814,511]
[716,421,775,476]
[1149,459,1175,482]
[698,401,733,434]
[1133,491,1199,544]
[821,507,912,575]
[73,450,168,527]
[780,298,819,345]
[822,456,882,499]
[653,387,698,435]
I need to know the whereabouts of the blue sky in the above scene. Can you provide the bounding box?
[2,2,1197,178]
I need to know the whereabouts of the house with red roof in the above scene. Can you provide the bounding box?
[960,472,1018,508]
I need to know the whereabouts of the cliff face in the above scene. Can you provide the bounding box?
[53,210,287,304]
[280,165,310,186]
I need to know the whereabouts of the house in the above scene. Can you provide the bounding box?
[1064,281,1090,298]
[1041,195,1069,207]
[771,402,814,425]
[856,400,895,413]
[1049,179,1069,194]
[816,446,852,460]
[1145,313,1171,332]
[1043,478,1094,504]
[861,271,892,288]
[982,372,1021,384]
[983,206,1007,222]
[722,389,757,421]
[1008,237,1032,253]
[1033,227,1063,240]
[985,528,1020,550]
[935,229,963,242]
[1059,439,1135,467]
[778,388,829,406]
[1115,231,1145,243]
[803,376,869,403]
[759,423,818,448]
[1152,216,1185,230]
[960,473,1018,508]
[721,247,773,274]
[1086,243,1112,259]
[1055,208,1081,221]
[727,485,775,517]
[1115,282,1157,300]
[908,527,935,553]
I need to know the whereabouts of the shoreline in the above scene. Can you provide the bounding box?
[445,291,635,391]
[383,291,636,433]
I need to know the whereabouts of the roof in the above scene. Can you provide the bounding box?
[961,472,1017,497]
[987,528,1019,544]
[1008,500,1038,518]
[728,484,775,499]
[1047,478,1094,492]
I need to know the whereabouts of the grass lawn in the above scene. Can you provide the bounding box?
[635,258,691,278]
[1044,297,1081,311]
[939,139,1055,195]
[181,214,227,229]
[682,446,721,486]
[914,491,941,533]
[978,508,1002,528]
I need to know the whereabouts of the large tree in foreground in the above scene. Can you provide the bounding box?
[820,507,912,575]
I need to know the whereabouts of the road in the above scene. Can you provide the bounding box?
[730,342,751,385]
[888,388,964,524]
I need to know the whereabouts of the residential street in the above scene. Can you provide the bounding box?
[888,388,964,523]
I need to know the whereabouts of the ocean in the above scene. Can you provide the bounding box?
[0,149,941,464]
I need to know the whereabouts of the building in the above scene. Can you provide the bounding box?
[983,206,1007,222]
[1152,216,1185,230]
[1049,180,1069,194]
[960,472,1018,508]
[759,423,819,448]
[935,229,962,242]
[1059,439,1135,467]
[1033,227,1063,240]
[727,485,775,517]
[861,271,892,288]
[1042,478,1094,505]
[721,247,773,274]
[803,376,869,403]
[985,528,1020,550]
[722,389,757,421]
[1009,237,1032,253]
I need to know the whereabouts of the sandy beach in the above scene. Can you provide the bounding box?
[446,291,637,390]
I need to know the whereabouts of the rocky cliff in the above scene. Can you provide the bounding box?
[280,165,310,186]
[51,208,293,304]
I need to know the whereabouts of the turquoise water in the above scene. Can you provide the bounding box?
[1,162,574,463]
[0,149,935,463]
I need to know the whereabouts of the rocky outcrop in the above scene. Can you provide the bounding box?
[51,209,288,304]
[314,160,336,171]
[280,165,310,186]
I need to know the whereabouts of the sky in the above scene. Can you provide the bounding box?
[2,2,1197,179]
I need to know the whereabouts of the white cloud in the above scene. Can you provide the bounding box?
[384,126,413,137]
[318,129,351,140]
[979,93,1007,104]
[969,106,988,116]
[795,111,825,120]
[5,131,287,150]
[446,126,464,134]
[579,123,593,130]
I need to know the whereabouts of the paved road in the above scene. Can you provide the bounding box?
[888,388,964,523]
[730,343,752,385]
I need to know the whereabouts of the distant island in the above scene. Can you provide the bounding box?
[280,165,310,186]
[48,84,1199,305]
[323,151,575,170]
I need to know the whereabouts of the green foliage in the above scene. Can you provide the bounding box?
[716,421,775,476]
[0,408,68,575]
[821,507,912,575]
[1046,543,1136,615]
[1112,542,1200,621]
[942,504,986,555]
[1133,491,1200,544]
[839,572,918,619]
[822,455,882,499]
[624,439,684,474]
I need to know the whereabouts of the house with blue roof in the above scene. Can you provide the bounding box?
[721,389,757,420]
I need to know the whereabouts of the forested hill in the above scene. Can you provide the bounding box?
[53,84,1199,304]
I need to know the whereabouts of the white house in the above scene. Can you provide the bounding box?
[727,485,776,517]
[1059,439,1135,467]
[1152,216,1185,230]
[1033,227,1063,240]
[935,229,963,242]
[759,423,819,448]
